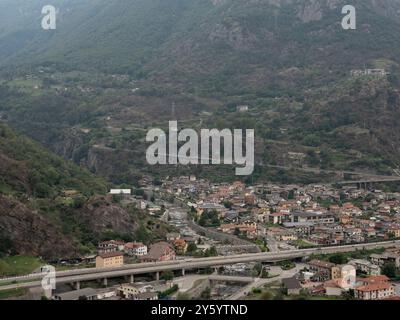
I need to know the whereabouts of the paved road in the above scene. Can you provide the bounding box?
[1,240,399,291]
[266,234,279,252]
[188,220,260,249]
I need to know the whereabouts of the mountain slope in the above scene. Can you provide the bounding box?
[0,124,172,259]
[1,1,400,183]
[1,0,400,89]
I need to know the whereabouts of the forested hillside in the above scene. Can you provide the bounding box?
[0,124,172,259]
[1,0,400,183]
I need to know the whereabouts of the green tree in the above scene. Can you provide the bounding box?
[161,270,174,281]
[382,262,397,278]
[187,243,197,253]
[134,189,145,197]
[209,246,218,257]
[329,253,347,265]
[198,210,220,227]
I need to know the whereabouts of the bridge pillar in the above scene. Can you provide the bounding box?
[156,272,160,281]
[129,274,134,284]
[75,281,80,290]
[182,269,185,276]
[43,288,52,299]
[103,278,108,287]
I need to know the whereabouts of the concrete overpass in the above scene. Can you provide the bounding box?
[264,164,400,187]
[336,177,400,188]
[1,240,399,291]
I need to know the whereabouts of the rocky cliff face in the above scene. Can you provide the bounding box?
[77,196,139,236]
[0,195,76,260]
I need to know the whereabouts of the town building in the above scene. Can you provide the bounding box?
[95,252,124,268]
[98,240,125,253]
[290,211,335,225]
[140,242,176,263]
[124,242,148,256]
[348,259,381,276]
[282,277,302,295]
[173,238,188,254]
[354,281,395,300]
[118,284,139,299]
[307,260,340,281]
[370,251,400,268]
[109,189,132,197]
[131,292,158,300]
[53,288,98,300]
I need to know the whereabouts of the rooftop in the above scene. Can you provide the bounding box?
[54,288,97,300]
[98,252,124,259]
[282,277,302,290]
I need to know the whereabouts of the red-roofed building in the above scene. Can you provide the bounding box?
[354,275,395,300]
[354,282,395,300]
[140,242,176,263]
[173,238,188,254]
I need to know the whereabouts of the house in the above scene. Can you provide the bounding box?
[81,254,97,264]
[244,193,257,206]
[340,202,363,216]
[131,292,158,300]
[224,210,239,223]
[308,260,340,281]
[351,69,388,77]
[282,222,314,236]
[348,259,381,275]
[166,232,181,242]
[236,105,249,112]
[140,242,176,263]
[96,252,124,268]
[388,225,400,238]
[267,212,285,225]
[173,238,188,254]
[353,275,394,300]
[97,241,118,254]
[119,284,139,299]
[53,288,98,300]
[354,280,395,300]
[148,204,162,214]
[290,211,335,225]
[370,252,400,268]
[338,214,352,225]
[196,203,226,217]
[324,279,344,296]
[124,242,148,256]
[98,240,125,253]
[282,277,302,295]
[96,288,117,300]
[218,221,258,239]
[364,228,376,238]
[275,231,298,242]
[109,189,131,198]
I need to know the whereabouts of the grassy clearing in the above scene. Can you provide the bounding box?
[0,288,28,299]
[0,256,43,277]
[293,239,315,249]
